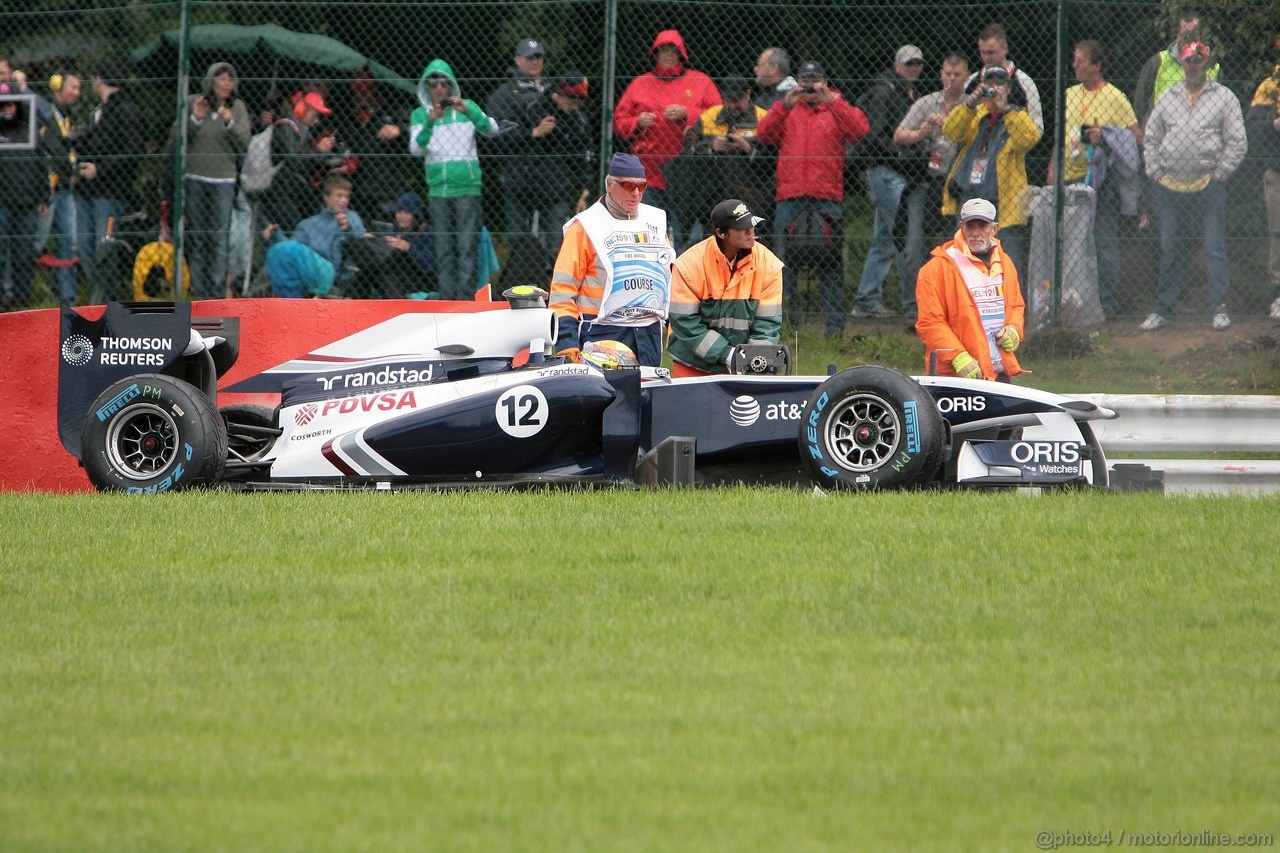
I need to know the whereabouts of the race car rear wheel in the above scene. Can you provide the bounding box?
[81,374,227,493]
[799,366,947,490]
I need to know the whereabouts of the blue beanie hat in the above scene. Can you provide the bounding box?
[394,192,424,218]
[607,153,646,180]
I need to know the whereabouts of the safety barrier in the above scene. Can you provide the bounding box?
[1085,394,1280,495]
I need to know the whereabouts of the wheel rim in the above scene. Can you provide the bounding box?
[824,393,901,472]
[106,404,179,480]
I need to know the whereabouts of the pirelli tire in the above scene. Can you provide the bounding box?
[799,366,947,491]
[81,374,228,493]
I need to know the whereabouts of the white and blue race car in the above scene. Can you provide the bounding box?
[60,295,1147,494]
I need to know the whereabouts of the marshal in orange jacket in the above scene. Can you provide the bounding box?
[914,232,1027,380]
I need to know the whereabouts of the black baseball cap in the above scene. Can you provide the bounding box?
[711,199,766,230]
[797,60,826,79]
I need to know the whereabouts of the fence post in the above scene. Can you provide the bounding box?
[597,0,620,189]
[1049,0,1068,328]
[170,0,192,300]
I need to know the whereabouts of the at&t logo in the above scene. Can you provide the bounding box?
[730,395,804,427]
[730,395,761,426]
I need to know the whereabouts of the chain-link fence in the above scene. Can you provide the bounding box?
[2,0,1276,331]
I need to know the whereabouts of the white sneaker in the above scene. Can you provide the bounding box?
[1212,312,1231,331]
[1138,313,1166,331]
[1270,296,1280,321]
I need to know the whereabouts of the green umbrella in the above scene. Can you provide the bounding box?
[131,23,414,96]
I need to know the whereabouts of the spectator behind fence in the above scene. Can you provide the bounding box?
[613,29,720,251]
[757,60,868,335]
[852,44,927,321]
[895,51,970,318]
[549,153,674,367]
[970,23,1043,133]
[941,64,1041,292]
[1246,52,1280,321]
[753,47,797,111]
[1045,40,1141,319]
[38,68,87,306]
[668,199,783,377]
[667,77,771,248]
[263,90,336,236]
[266,172,364,284]
[368,191,436,298]
[175,62,249,300]
[409,59,499,300]
[76,60,144,299]
[1133,7,1219,131]
[517,70,595,264]
[0,56,48,311]
[915,197,1026,382]
[265,173,399,299]
[335,69,409,222]
[1139,41,1246,332]
[486,38,551,242]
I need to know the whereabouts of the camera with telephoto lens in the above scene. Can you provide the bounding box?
[981,86,997,99]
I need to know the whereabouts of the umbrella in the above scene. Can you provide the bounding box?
[131,23,414,96]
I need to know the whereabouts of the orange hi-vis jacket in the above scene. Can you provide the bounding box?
[668,236,784,373]
[915,232,1026,380]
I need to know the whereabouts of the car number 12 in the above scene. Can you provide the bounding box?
[496,385,549,438]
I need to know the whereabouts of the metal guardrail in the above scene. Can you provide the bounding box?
[1081,395,1280,495]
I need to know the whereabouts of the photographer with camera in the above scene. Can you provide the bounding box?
[0,56,46,311]
[757,60,869,335]
[666,78,771,249]
[176,62,249,299]
[409,59,499,299]
[939,64,1040,291]
[669,199,783,377]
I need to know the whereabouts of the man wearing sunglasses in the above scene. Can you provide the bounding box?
[549,153,675,366]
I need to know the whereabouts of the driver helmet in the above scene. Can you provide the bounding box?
[581,340,638,370]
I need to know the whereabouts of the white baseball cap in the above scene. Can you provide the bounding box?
[959,198,998,223]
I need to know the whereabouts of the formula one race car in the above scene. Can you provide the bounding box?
[58,298,1141,494]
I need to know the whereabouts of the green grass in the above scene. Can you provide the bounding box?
[2,489,1277,850]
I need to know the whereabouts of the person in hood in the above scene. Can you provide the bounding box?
[613,30,721,250]
[177,61,250,299]
[409,58,499,299]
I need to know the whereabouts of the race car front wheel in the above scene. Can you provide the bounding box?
[798,366,947,491]
[81,374,227,493]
